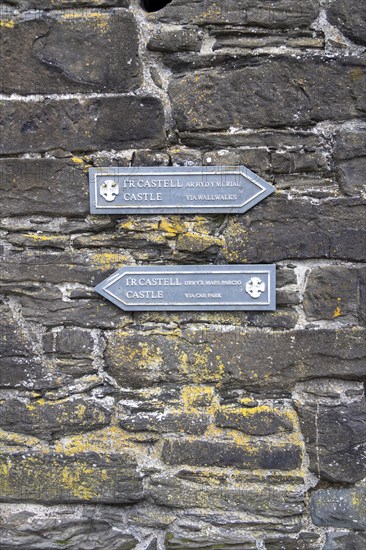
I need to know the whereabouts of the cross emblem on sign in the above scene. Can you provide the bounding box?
[245,277,266,299]
[100,180,119,202]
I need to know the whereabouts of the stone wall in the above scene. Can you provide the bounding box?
[0,0,365,548]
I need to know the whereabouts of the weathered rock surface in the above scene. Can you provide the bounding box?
[0,504,138,550]
[0,451,143,504]
[148,0,319,29]
[327,0,366,45]
[222,198,366,262]
[303,265,366,324]
[294,380,366,483]
[169,58,366,131]
[311,484,366,530]
[0,96,165,154]
[105,326,366,393]
[0,158,89,217]
[0,11,141,94]
[0,396,110,439]
[323,531,366,550]
[162,438,302,470]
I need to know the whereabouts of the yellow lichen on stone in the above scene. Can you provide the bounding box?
[180,385,218,413]
[25,233,64,242]
[61,11,110,32]
[176,232,223,253]
[71,156,84,164]
[0,429,43,449]
[61,463,103,500]
[0,20,15,28]
[92,252,130,271]
[159,217,187,236]
[55,426,144,456]
[333,298,342,318]
[178,345,225,384]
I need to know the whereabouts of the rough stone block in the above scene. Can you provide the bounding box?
[0,158,89,217]
[0,303,53,390]
[265,534,321,550]
[148,26,202,52]
[0,10,141,94]
[165,523,257,549]
[323,531,366,550]
[327,0,366,45]
[43,327,95,356]
[148,0,319,29]
[105,326,366,394]
[311,484,366,530]
[162,439,302,470]
[0,503,138,550]
[119,411,210,435]
[0,96,165,154]
[222,198,366,262]
[333,126,366,195]
[150,471,305,516]
[0,396,111,440]
[6,1,129,8]
[169,58,365,131]
[215,405,293,435]
[5,283,123,329]
[0,451,143,504]
[295,380,366,483]
[0,247,132,286]
[303,265,366,323]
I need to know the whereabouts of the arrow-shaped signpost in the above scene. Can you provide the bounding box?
[95,265,276,312]
[91,165,276,311]
[89,165,275,215]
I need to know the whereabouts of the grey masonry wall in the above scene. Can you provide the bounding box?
[0,0,365,548]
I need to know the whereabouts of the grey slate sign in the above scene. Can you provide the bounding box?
[95,265,276,311]
[89,165,275,214]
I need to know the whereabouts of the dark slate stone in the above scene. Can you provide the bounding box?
[180,129,322,150]
[0,96,165,154]
[2,283,124,329]
[271,150,327,175]
[0,504,138,550]
[119,411,210,435]
[148,26,202,52]
[148,0,319,29]
[169,58,366,131]
[215,407,293,435]
[327,0,366,45]
[150,471,305,516]
[45,327,95,356]
[0,158,89,217]
[7,1,129,8]
[0,303,56,390]
[0,11,141,94]
[333,126,366,161]
[337,157,366,196]
[333,126,366,195]
[265,533,321,550]
[0,452,143,504]
[303,266,366,324]
[311,485,366,530]
[162,439,302,470]
[0,396,111,440]
[296,399,366,483]
[323,531,366,550]
[105,327,366,395]
[222,198,366,262]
